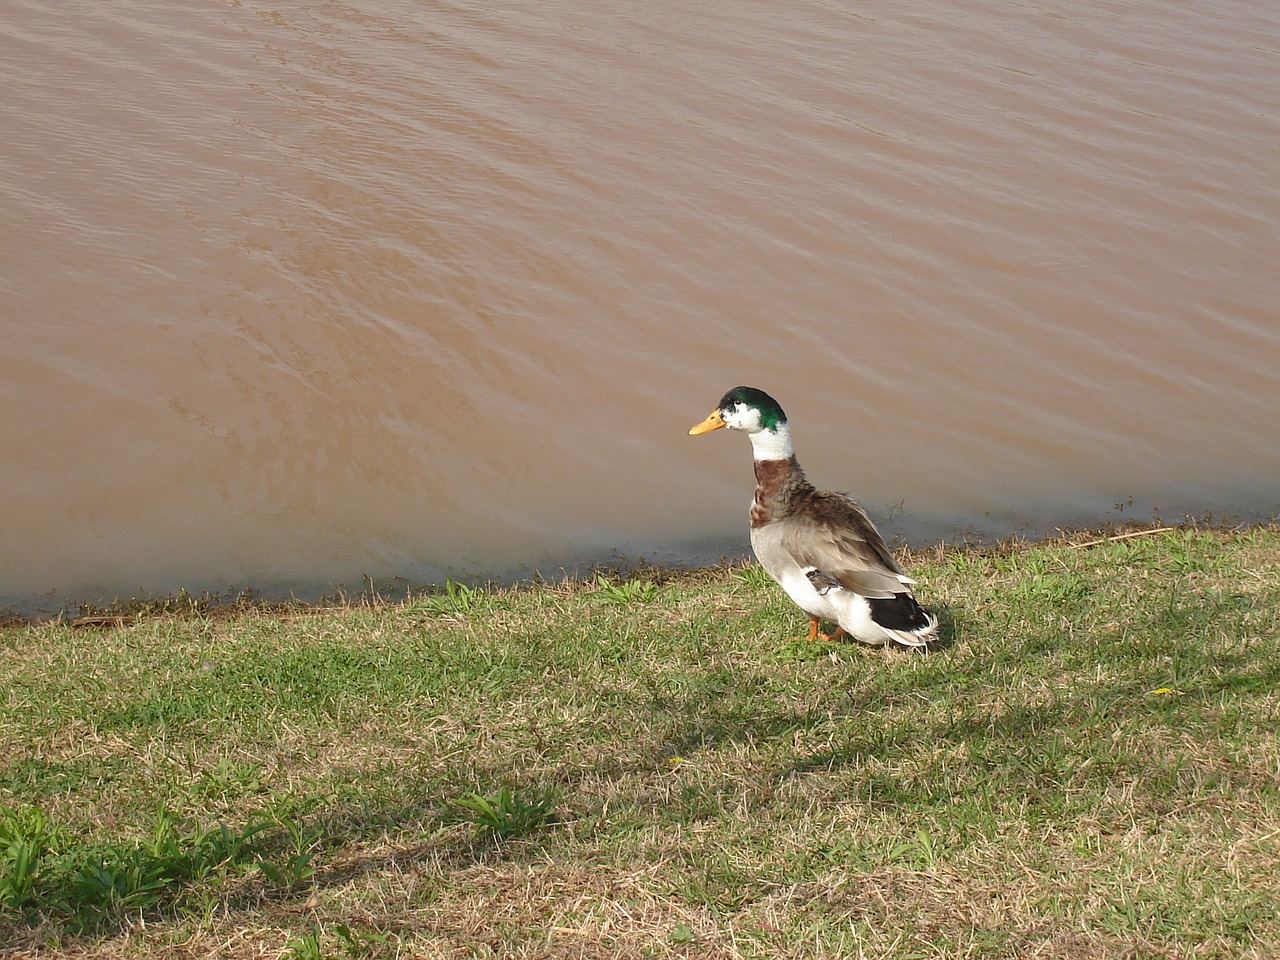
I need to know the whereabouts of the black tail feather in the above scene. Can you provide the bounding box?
[868,593,932,632]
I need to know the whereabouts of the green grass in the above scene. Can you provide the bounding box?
[2,525,1279,958]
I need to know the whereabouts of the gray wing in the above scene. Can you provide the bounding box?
[779,491,911,599]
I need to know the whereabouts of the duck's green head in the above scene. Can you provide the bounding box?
[689,387,793,459]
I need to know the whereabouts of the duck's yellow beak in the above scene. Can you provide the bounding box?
[688,408,726,436]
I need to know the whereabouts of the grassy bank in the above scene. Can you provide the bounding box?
[2,525,1279,959]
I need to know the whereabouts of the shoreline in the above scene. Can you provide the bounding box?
[4,519,1270,629]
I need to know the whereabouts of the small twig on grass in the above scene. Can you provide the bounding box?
[1070,527,1176,549]
[69,615,132,629]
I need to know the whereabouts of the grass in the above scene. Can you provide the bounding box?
[1,524,1279,958]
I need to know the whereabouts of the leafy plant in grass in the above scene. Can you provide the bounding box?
[670,922,697,945]
[194,758,265,802]
[257,815,322,890]
[60,812,272,927]
[884,828,945,869]
[414,579,487,615]
[1162,530,1224,574]
[202,820,274,871]
[283,923,389,960]
[589,574,660,605]
[448,786,558,841]
[282,928,328,960]
[732,563,774,589]
[141,810,252,885]
[65,844,174,918]
[0,805,272,928]
[0,805,57,912]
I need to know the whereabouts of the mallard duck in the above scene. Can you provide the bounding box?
[689,386,937,647]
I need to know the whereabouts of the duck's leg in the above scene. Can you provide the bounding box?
[804,617,847,642]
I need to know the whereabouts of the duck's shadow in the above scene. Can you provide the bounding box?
[916,601,960,652]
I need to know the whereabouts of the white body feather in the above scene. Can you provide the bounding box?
[752,522,934,647]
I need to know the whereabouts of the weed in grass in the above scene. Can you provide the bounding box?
[0,805,56,912]
[193,758,265,802]
[334,923,389,958]
[0,805,276,930]
[669,922,697,945]
[62,812,270,927]
[588,574,661,604]
[282,928,327,960]
[884,828,944,870]
[1161,529,1225,574]
[65,843,175,920]
[200,820,273,868]
[257,815,321,890]
[447,786,558,841]
[281,924,388,960]
[732,563,775,590]
[413,579,487,615]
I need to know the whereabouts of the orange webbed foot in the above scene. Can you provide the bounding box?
[803,618,847,642]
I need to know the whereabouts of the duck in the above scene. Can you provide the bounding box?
[689,386,937,647]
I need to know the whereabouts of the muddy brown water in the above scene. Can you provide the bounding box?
[3,1,1279,611]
